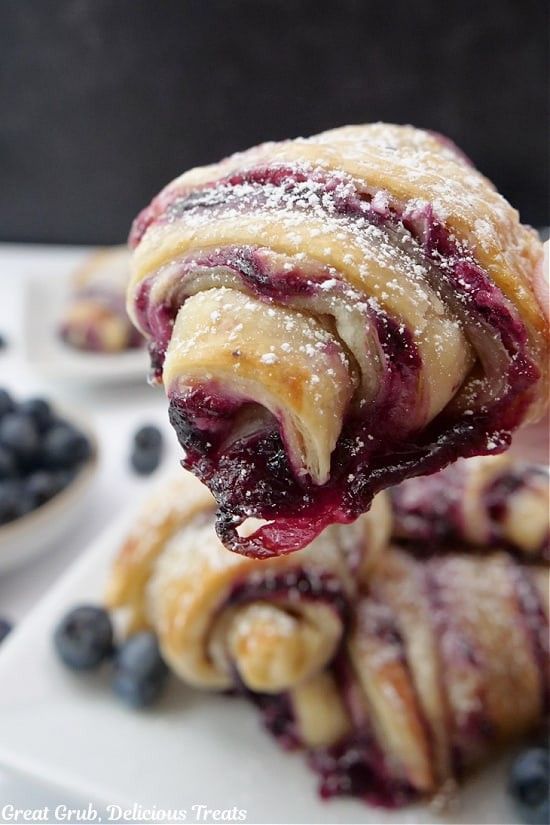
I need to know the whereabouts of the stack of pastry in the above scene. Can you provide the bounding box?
[109,121,550,810]
[106,455,549,810]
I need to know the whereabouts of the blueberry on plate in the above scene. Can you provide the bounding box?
[131,447,162,476]
[54,605,114,670]
[509,746,550,824]
[0,446,16,480]
[131,425,163,476]
[19,397,53,433]
[0,390,14,418]
[0,617,12,644]
[0,413,39,464]
[112,631,169,708]
[43,424,91,469]
[134,425,163,452]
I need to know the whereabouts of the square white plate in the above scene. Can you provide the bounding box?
[0,503,520,824]
[23,275,149,385]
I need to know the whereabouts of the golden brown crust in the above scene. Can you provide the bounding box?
[106,471,391,690]
[346,548,549,798]
[130,123,546,347]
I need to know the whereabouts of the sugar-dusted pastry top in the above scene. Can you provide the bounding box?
[60,246,143,353]
[106,470,390,692]
[127,123,548,556]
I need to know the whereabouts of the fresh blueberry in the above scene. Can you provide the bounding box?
[0,334,7,351]
[112,631,169,708]
[0,446,16,480]
[0,413,39,464]
[43,424,91,469]
[54,605,114,670]
[134,425,163,452]
[131,447,162,476]
[52,468,76,492]
[531,799,550,825]
[25,471,61,507]
[510,747,550,822]
[0,480,20,524]
[0,389,16,419]
[19,398,53,433]
[515,798,550,825]
[0,617,12,644]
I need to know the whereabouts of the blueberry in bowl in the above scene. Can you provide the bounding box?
[0,617,12,644]
[0,389,98,574]
[509,746,550,825]
[19,397,53,433]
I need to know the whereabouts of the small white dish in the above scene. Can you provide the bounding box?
[0,497,519,824]
[0,418,98,575]
[22,275,149,385]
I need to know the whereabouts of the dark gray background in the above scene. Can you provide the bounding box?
[0,0,548,244]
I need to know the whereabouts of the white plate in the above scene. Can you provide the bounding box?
[0,414,98,574]
[0,501,520,824]
[22,275,149,385]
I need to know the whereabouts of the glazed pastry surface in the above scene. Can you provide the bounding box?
[106,471,390,692]
[127,123,548,556]
[60,246,143,353]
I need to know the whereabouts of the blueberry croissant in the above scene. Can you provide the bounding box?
[391,455,549,561]
[253,548,549,808]
[60,246,143,353]
[127,123,548,557]
[106,471,390,693]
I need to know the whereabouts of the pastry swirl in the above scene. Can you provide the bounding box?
[127,123,548,556]
[106,471,390,692]
[254,548,549,808]
[391,455,549,561]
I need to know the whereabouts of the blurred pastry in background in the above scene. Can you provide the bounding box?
[106,470,391,694]
[391,454,549,562]
[59,246,143,353]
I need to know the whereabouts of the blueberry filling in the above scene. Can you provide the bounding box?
[238,686,300,751]
[226,568,349,623]
[309,731,418,809]
[132,165,541,555]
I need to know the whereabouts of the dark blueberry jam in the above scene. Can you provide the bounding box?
[309,731,418,808]
[226,568,349,622]
[243,689,300,751]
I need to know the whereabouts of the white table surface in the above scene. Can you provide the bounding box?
[0,243,179,809]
